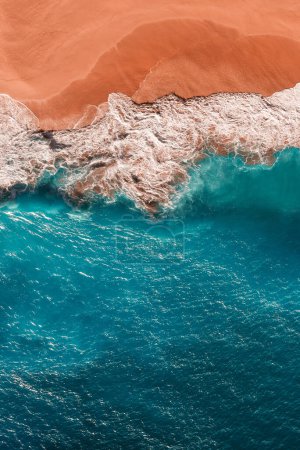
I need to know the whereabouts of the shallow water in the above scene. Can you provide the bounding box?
[0,149,299,449]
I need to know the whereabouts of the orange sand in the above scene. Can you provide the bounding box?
[0,0,300,129]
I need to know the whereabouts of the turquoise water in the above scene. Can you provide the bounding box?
[0,149,300,449]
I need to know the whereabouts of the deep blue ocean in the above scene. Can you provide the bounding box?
[0,149,299,449]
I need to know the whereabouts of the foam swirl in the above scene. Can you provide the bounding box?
[0,85,299,212]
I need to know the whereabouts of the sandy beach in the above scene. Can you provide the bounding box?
[0,0,300,129]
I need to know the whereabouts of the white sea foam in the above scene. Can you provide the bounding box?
[0,85,299,211]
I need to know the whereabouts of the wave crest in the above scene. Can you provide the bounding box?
[0,85,299,212]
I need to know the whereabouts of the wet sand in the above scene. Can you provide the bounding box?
[0,0,300,129]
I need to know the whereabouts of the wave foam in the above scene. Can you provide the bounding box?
[0,85,299,211]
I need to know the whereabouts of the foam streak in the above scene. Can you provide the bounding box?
[0,85,299,212]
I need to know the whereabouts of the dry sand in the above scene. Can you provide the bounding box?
[0,0,300,129]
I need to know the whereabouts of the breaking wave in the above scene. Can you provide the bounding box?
[174,147,300,216]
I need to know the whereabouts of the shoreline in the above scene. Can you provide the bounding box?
[1,1,300,129]
[0,84,299,212]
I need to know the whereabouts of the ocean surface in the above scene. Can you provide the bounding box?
[0,149,299,449]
